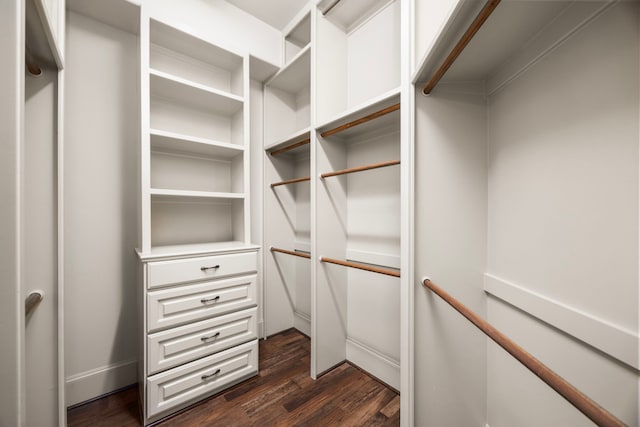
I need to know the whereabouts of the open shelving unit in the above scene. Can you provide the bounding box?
[140,18,253,257]
[316,0,400,124]
[411,1,638,426]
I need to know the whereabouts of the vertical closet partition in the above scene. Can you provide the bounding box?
[262,0,405,390]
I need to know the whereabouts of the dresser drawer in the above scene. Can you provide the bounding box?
[147,251,257,289]
[147,274,257,332]
[148,307,257,375]
[147,339,258,418]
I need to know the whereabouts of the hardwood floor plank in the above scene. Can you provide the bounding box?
[67,330,400,426]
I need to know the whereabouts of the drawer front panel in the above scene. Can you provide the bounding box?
[148,307,257,375]
[147,251,257,289]
[147,339,258,418]
[147,274,257,332]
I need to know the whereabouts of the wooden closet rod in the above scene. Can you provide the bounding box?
[270,247,311,259]
[321,160,400,179]
[422,278,626,427]
[422,0,501,95]
[320,103,400,138]
[270,138,311,156]
[271,176,311,187]
[321,257,400,278]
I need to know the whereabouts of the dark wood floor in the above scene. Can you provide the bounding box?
[67,329,400,426]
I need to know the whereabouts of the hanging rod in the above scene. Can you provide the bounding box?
[422,278,626,427]
[320,103,400,139]
[321,160,400,179]
[270,247,311,259]
[422,0,501,95]
[271,176,311,187]
[270,138,311,156]
[321,0,341,15]
[321,257,400,278]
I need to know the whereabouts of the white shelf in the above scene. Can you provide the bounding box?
[150,19,243,74]
[249,55,279,82]
[150,69,243,116]
[137,241,260,261]
[412,2,610,95]
[264,127,311,152]
[150,188,245,200]
[150,129,244,159]
[286,13,311,48]
[266,45,311,93]
[317,87,400,140]
[319,0,395,33]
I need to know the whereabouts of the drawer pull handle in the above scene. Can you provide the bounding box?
[200,296,220,304]
[200,265,220,272]
[201,332,221,342]
[201,369,221,381]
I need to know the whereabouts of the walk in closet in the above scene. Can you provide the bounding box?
[5,0,639,426]
[412,1,638,426]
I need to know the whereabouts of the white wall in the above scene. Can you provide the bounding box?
[486,3,639,425]
[64,11,140,406]
[0,0,24,425]
[63,0,282,405]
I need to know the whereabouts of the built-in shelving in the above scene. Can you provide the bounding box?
[150,129,245,157]
[316,0,400,124]
[264,45,311,146]
[265,127,311,154]
[285,12,311,64]
[149,189,245,200]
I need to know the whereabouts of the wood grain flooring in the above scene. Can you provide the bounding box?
[67,329,400,426]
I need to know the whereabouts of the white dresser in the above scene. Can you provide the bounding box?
[139,245,259,423]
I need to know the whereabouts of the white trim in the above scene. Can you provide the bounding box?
[57,65,66,426]
[346,337,400,390]
[484,273,639,370]
[65,359,138,407]
[293,310,311,336]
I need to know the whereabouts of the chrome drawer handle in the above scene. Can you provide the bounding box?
[200,265,220,272]
[201,369,221,381]
[201,332,221,342]
[200,295,220,304]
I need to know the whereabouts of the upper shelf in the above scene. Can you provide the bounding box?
[286,12,311,49]
[150,69,243,116]
[265,127,311,155]
[317,88,400,140]
[413,1,613,95]
[266,45,311,93]
[319,0,396,33]
[150,19,243,75]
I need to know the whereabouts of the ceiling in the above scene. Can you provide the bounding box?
[225,0,309,31]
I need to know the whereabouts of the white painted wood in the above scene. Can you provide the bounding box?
[147,251,257,288]
[0,1,24,424]
[346,338,399,390]
[285,12,311,64]
[66,0,140,34]
[65,359,138,407]
[138,241,260,261]
[147,274,257,332]
[24,67,59,427]
[64,10,140,406]
[249,55,278,82]
[315,1,399,124]
[226,0,309,31]
[146,339,258,418]
[150,129,245,156]
[148,307,257,374]
[414,87,488,427]
[484,273,639,370]
[265,127,311,152]
[320,0,393,33]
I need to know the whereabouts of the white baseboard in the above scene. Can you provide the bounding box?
[294,310,311,337]
[346,337,400,390]
[65,359,137,407]
[258,319,265,339]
